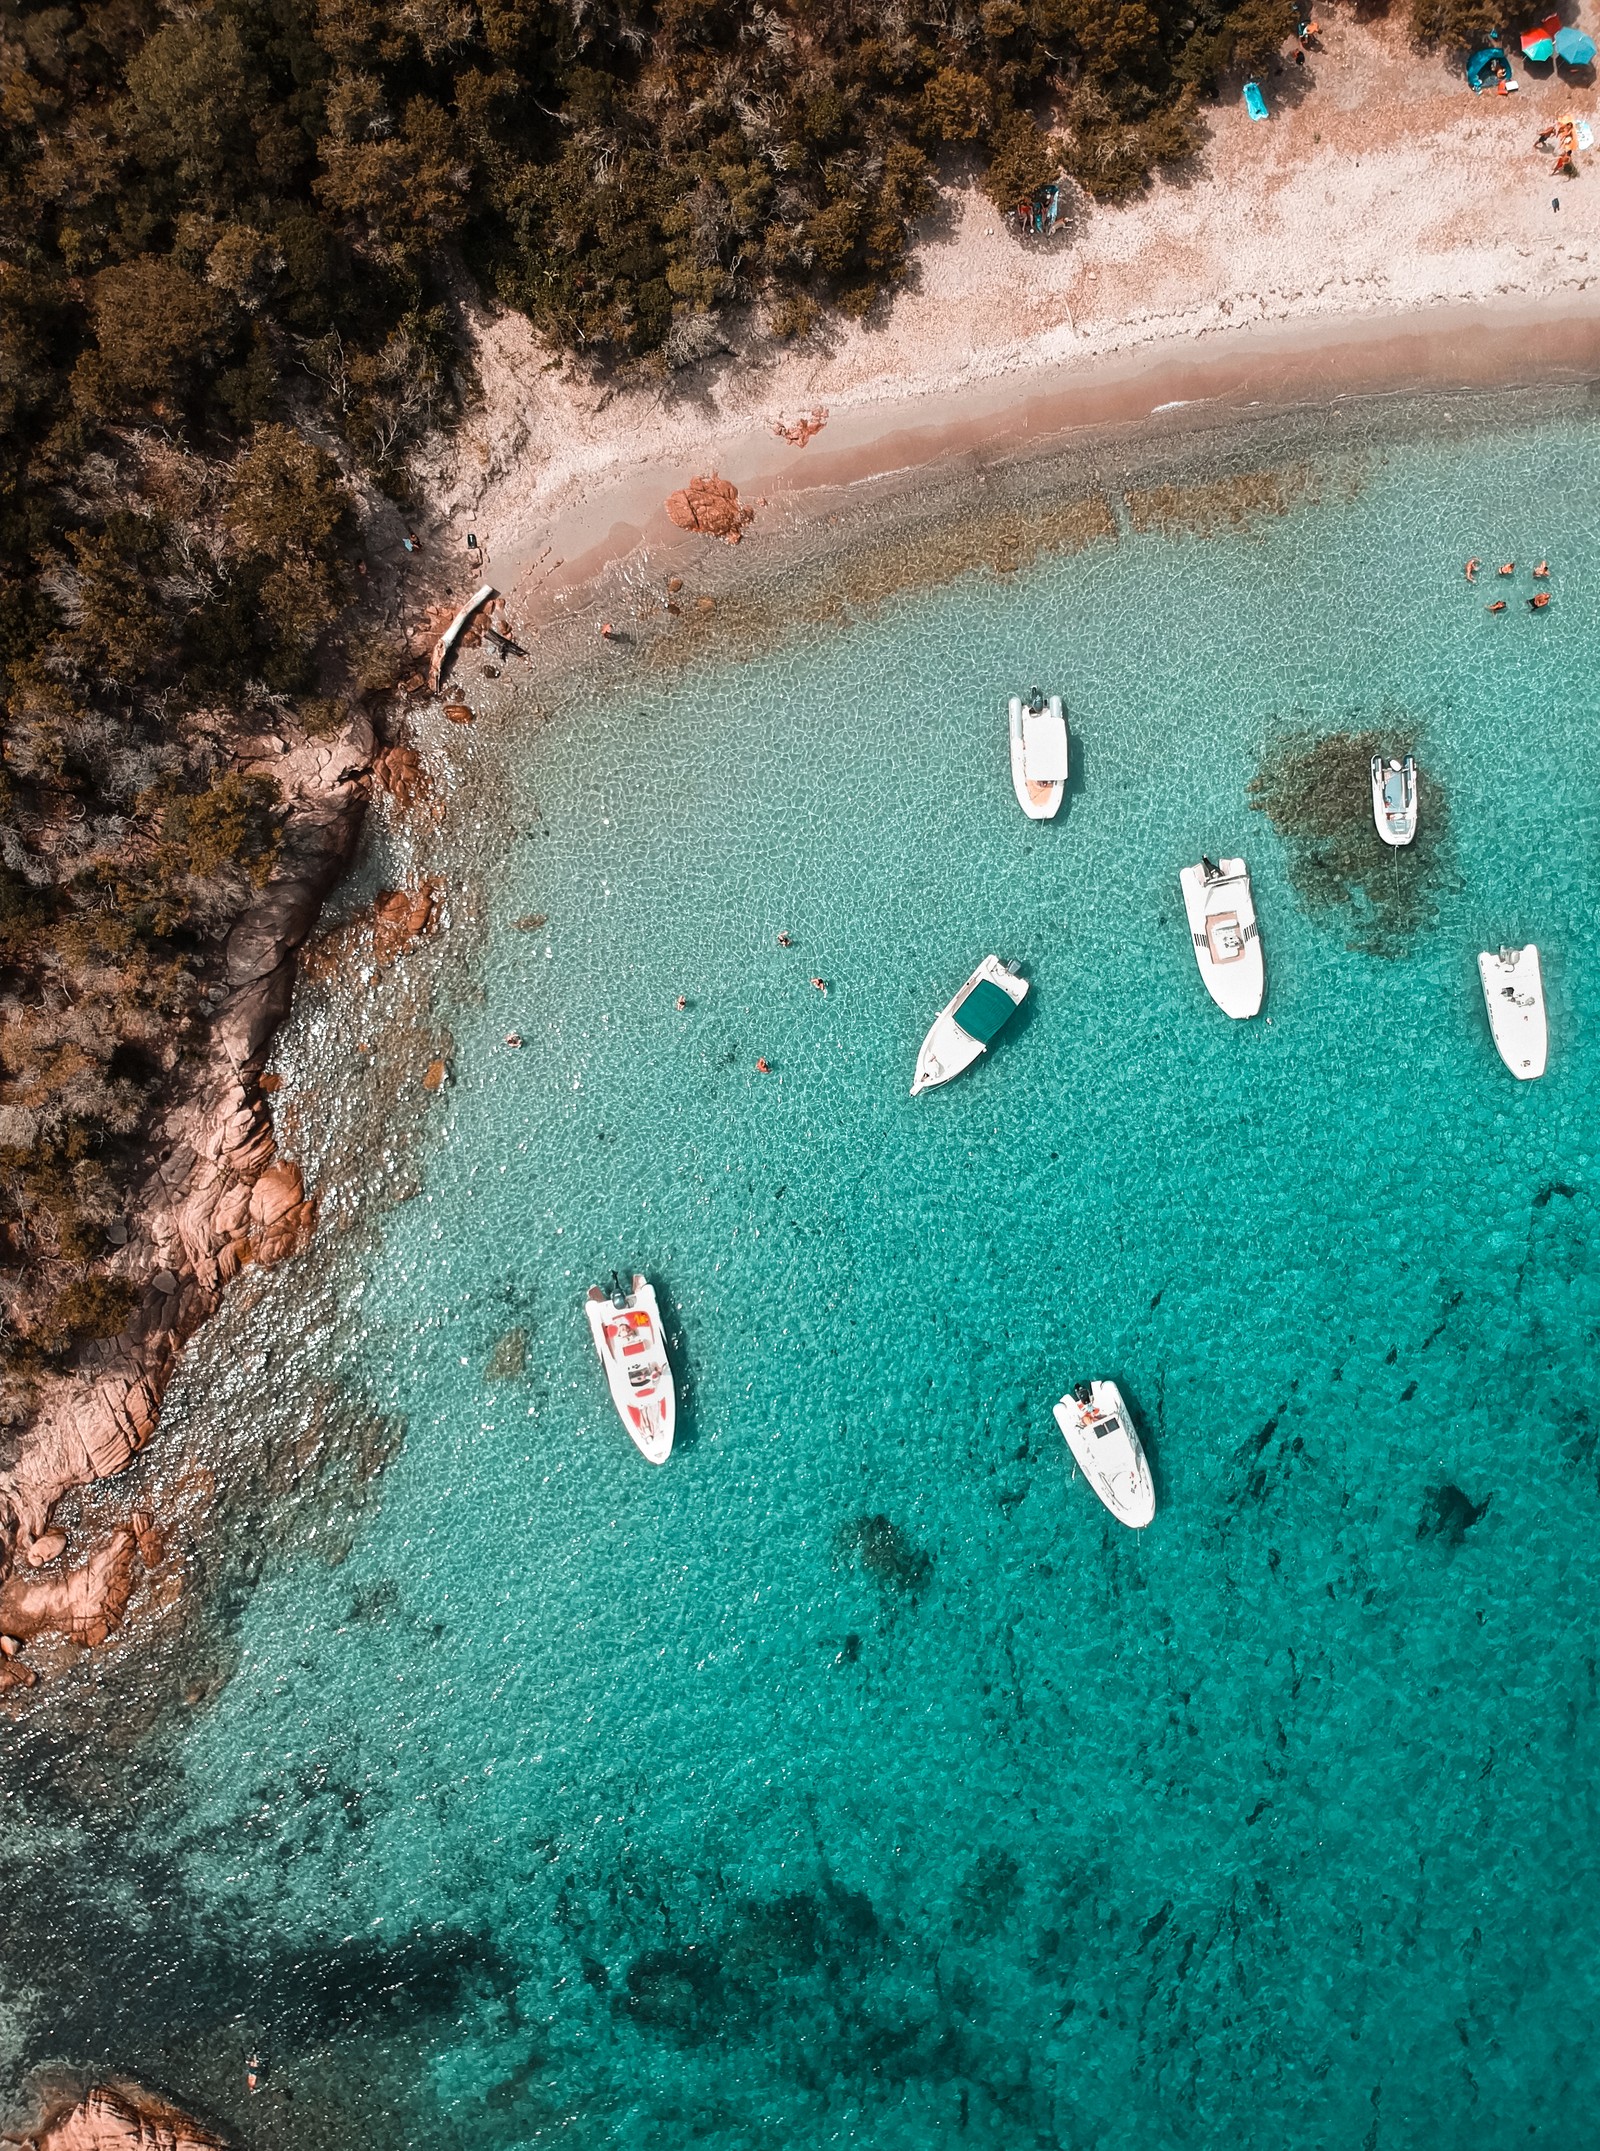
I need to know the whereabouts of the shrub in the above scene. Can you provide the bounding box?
[76,259,230,416]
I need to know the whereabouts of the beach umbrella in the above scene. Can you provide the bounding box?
[1521,11,1560,57]
[1555,23,1595,61]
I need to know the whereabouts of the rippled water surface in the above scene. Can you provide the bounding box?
[14,404,1600,2149]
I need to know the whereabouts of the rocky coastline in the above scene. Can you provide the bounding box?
[0,715,375,1692]
[9,2081,227,2150]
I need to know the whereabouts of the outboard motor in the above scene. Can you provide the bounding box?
[1071,1381,1093,1406]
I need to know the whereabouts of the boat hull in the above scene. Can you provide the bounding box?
[1180,858,1264,1018]
[911,956,1029,1094]
[1479,945,1547,1079]
[1054,1380,1155,1529]
[1008,695,1067,820]
[586,1275,676,1463]
[1371,754,1418,847]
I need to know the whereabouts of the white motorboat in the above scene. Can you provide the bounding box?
[1478,945,1547,1080]
[1179,856,1264,1019]
[585,1273,675,1463]
[1053,1380,1155,1530]
[911,956,1028,1095]
[1371,753,1418,847]
[1008,689,1069,820]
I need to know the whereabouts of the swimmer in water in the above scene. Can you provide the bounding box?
[1535,560,1550,578]
[1497,562,1516,577]
[675,995,687,1011]
[1487,599,1508,613]
[776,932,792,947]
[1529,591,1551,610]
[1465,558,1480,582]
[810,977,827,993]
[756,1057,771,1073]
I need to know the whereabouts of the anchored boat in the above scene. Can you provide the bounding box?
[1180,856,1264,1018]
[1008,688,1069,820]
[911,956,1028,1095]
[1053,1381,1155,1529]
[1371,753,1418,847]
[1478,945,1547,1079]
[585,1273,675,1463]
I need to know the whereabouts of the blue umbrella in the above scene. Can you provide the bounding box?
[1555,23,1596,59]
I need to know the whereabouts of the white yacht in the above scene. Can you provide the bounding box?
[911,956,1028,1095]
[1478,945,1547,1080]
[1008,689,1069,820]
[1053,1381,1155,1530]
[1371,753,1418,847]
[585,1273,675,1463]
[1180,857,1264,1018]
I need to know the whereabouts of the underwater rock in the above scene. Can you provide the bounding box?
[1417,1482,1491,1546]
[485,1328,528,1379]
[1248,726,1447,954]
[24,2084,225,2149]
[371,879,443,966]
[834,1513,933,1594]
[372,741,428,810]
[664,475,754,542]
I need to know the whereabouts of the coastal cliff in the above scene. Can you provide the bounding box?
[0,718,372,1688]
[15,2083,226,2150]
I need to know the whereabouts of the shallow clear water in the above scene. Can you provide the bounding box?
[21,408,1600,2148]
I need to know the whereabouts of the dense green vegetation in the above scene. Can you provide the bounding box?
[0,0,1301,1406]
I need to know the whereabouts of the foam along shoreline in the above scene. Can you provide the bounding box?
[496,292,1600,628]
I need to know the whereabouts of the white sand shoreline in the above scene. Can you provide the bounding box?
[401,13,1600,631]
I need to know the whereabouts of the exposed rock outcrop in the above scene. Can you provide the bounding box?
[664,474,754,543]
[0,718,374,1682]
[20,2083,226,2150]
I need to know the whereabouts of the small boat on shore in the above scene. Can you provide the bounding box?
[1053,1381,1155,1529]
[1180,856,1264,1018]
[1478,945,1547,1079]
[911,956,1028,1095]
[1371,753,1418,847]
[585,1273,675,1463]
[1008,689,1069,820]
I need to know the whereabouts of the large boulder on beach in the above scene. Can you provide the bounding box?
[665,475,754,542]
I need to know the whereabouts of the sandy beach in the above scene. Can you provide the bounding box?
[412,13,1600,621]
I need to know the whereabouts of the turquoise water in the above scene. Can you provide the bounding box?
[14,408,1600,2148]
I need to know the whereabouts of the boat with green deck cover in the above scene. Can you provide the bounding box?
[910,956,1029,1094]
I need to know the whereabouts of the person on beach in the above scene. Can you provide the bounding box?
[246,2057,261,2095]
[1465,558,1480,581]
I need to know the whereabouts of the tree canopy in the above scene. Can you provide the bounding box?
[0,0,1305,1397]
